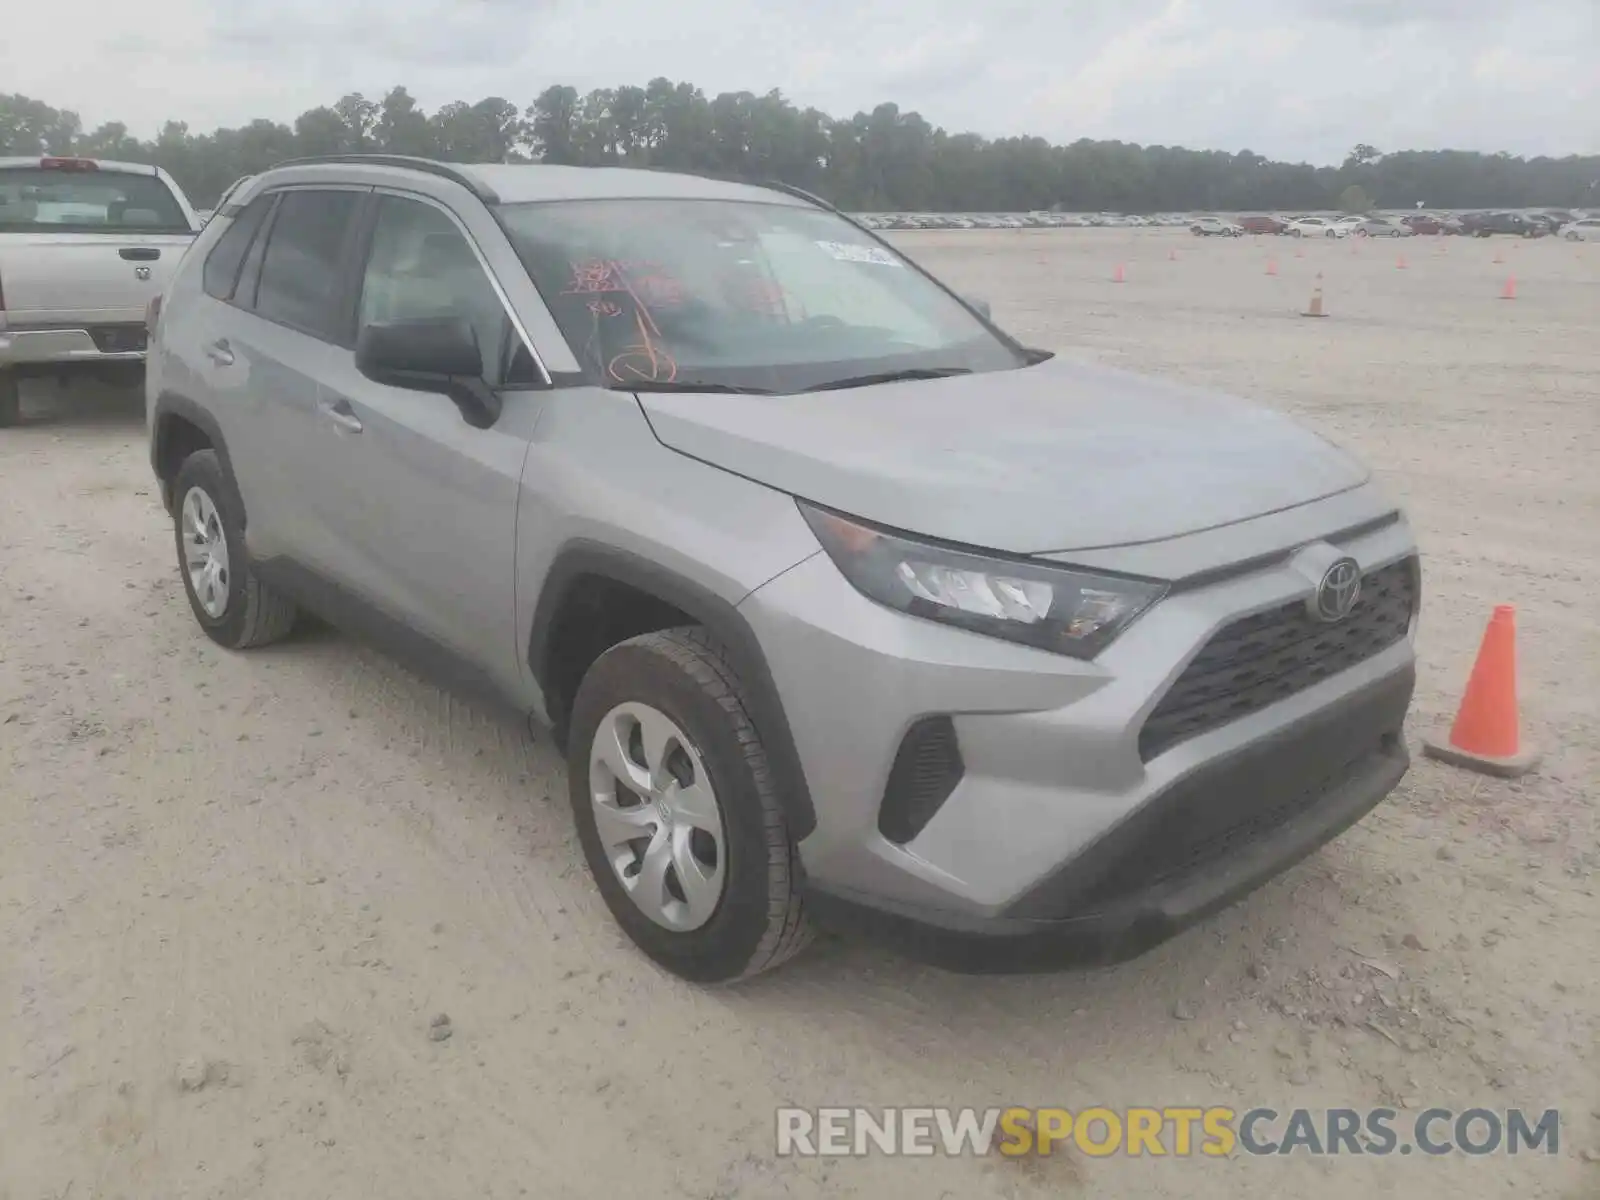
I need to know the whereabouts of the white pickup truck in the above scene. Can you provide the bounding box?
[1,155,201,426]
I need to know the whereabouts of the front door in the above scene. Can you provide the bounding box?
[307,192,549,685]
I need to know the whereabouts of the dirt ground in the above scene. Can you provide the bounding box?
[2,227,1596,1199]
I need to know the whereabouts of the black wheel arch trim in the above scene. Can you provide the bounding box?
[150,390,238,515]
[528,540,817,840]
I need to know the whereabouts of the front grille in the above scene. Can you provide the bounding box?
[878,716,965,844]
[1139,557,1417,761]
[88,324,148,353]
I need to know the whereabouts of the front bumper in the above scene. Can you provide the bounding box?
[738,488,1419,968]
[804,665,1412,972]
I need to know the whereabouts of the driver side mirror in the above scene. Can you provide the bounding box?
[354,317,502,429]
[963,294,993,320]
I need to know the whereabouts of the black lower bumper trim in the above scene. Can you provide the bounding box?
[804,664,1414,974]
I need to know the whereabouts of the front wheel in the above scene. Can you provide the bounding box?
[567,628,811,983]
[0,372,19,428]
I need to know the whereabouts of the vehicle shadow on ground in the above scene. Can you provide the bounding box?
[12,380,145,429]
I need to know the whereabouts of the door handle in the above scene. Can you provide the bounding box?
[203,339,234,366]
[319,396,363,434]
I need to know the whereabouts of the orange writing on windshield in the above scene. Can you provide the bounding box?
[563,259,681,383]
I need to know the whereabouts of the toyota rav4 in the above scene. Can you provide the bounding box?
[146,155,1421,982]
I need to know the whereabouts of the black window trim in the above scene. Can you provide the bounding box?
[233,192,281,314]
[361,185,553,388]
[244,183,375,348]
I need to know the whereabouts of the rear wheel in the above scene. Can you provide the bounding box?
[567,627,811,983]
[0,372,19,428]
[172,449,299,649]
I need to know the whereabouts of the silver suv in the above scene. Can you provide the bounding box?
[147,155,1421,982]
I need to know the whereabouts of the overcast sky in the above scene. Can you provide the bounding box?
[4,0,1595,164]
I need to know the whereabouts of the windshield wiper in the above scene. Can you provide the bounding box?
[802,367,973,393]
[623,380,776,395]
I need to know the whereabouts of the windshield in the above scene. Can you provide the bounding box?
[497,198,1028,393]
[0,167,191,234]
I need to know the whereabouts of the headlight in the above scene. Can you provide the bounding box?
[798,501,1167,659]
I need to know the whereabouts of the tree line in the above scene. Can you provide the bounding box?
[3,85,1596,213]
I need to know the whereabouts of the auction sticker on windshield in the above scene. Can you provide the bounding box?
[814,240,901,266]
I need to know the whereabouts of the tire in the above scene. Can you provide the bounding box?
[0,372,19,428]
[567,627,811,983]
[172,449,298,649]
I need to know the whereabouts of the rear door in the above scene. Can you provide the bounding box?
[212,186,372,571]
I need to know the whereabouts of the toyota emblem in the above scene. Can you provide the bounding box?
[1312,557,1362,623]
[135,266,152,280]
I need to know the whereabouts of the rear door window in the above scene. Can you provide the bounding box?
[252,189,364,342]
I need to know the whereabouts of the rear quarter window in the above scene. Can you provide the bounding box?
[202,195,274,301]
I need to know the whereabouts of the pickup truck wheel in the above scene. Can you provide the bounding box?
[567,627,811,983]
[172,449,298,649]
[0,373,19,428]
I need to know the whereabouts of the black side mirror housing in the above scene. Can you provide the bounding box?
[354,317,502,428]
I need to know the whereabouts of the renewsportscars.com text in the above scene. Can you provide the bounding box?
[775,1106,1561,1158]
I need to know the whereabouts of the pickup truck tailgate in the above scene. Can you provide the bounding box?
[0,232,195,323]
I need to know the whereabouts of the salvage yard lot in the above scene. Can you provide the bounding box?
[2,227,1596,1199]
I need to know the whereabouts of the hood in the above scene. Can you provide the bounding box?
[636,357,1370,555]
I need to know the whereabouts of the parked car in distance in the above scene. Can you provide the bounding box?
[1462,211,1547,238]
[1286,216,1346,238]
[0,154,201,426]
[1564,217,1600,242]
[1401,213,1461,235]
[147,154,1421,982]
[1349,217,1415,238]
[1191,216,1244,236]
[1237,215,1288,235]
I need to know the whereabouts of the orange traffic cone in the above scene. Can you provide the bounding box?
[1501,275,1517,300]
[1112,263,1126,283]
[1266,256,1278,276]
[1423,605,1539,777]
[1493,247,1504,264]
[1396,254,1407,269]
[1302,273,1326,317]
[1169,248,1178,261]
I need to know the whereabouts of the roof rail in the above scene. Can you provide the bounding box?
[266,154,500,203]
[752,178,839,213]
[626,163,841,211]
